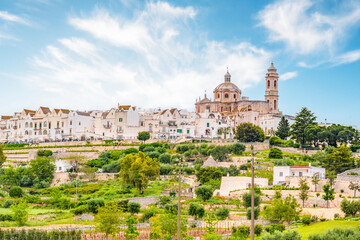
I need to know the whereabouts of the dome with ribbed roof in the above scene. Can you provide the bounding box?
[213,69,241,102]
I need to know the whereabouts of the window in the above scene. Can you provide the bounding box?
[35,123,37,129]
[141,122,144,126]
[119,118,123,122]
[274,80,277,88]
[207,123,210,127]
[79,122,81,126]
[268,80,270,87]
[57,122,59,128]
[274,100,277,109]
[234,94,236,99]
[39,123,42,129]
[299,172,303,177]
[218,94,220,98]
[70,121,72,125]
[280,172,283,177]
[225,93,229,98]
[62,122,64,127]
[49,122,51,129]
[187,130,190,134]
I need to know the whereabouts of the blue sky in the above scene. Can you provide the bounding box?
[1,0,360,127]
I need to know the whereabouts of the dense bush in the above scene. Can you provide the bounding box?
[102,160,121,173]
[231,143,246,155]
[350,145,360,153]
[264,224,285,233]
[269,148,283,159]
[195,185,214,201]
[71,205,89,215]
[176,143,195,153]
[254,223,263,236]
[160,164,174,175]
[261,229,301,240]
[145,151,160,159]
[141,207,157,222]
[0,229,82,239]
[23,195,42,204]
[9,186,23,198]
[0,214,14,221]
[87,198,105,213]
[302,214,311,225]
[242,192,261,208]
[128,202,141,214]
[274,158,295,166]
[246,206,260,220]
[308,227,360,240]
[232,225,250,239]
[164,203,178,215]
[269,136,283,146]
[2,200,14,208]
[37,150,53,157]
[159,153,171,164]
[215,207,229,220]
[188,202,205,220]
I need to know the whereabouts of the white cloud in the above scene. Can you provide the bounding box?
[258,0,360,54]
[24,2,273,110]
[0,11,30,25]
[333,50,360,66]
[280,71,297,81]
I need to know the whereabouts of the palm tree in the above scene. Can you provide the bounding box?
[312,174,320,192]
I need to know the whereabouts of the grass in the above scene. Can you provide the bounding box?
[294,220,360,239]
[0,208,69,215]
[5,152,29,154]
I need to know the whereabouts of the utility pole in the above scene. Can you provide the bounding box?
[177,158,182,240]
[251,145,255,240]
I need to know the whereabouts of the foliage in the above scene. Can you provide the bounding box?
[125,215,139,240]
[274,158,295,166]
[231,143,246,155]
[246,206,260,220]
[141,207,157,222]
[102,160,121,173]
[348,182,360,197]
[234,123,265,142]
[29,157,56,183]
[210,146,229,161]
[350,144,360,153]
[195,167,222,185]
[188,202,205,220]
[128,202,141,214]
[0,229,81,239]
[322,184,335,208]
[3,200,14,208]
[269,147,283,159]
[37,150,53,157]
[10,201,28,226]
[95,202,123,237]
[276,117,291,140]
[340,198,360,217]
[137,131,150,143]
[261,229,301,240]
[164,203,178,215]
[312,174,320,192]
[232,225,250,239]
[119,152,160,193]
[263,191,301,224]
[323,146,354,174]
[254,223,263,236]
[176,143,195,153]
[291,107,317,147]
[0,144,7,167]
[308,227,360,240]
[159,153,171,164]
[264,224,285,234]
[299,178,310,207]
[195,185,214,201]
[302,214,312,225]
[87,198,105,213]
[242,192,261,208]
[9,186,23,198]
[215,207,229,220]
[149,213,187,239]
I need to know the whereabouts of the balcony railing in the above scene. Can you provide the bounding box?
[103,124,112,129]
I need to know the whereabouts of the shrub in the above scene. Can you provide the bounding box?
[0,214,14,221]
[71,205,89,215]
[102,160,121,173]
[269,136,283,146]
[37,150,53,157]
[195,185,214,201]
[246,206,260,220]
[87,198,105,214]
[145,151,160,159]
[141,207,157,222]
[128,202,141,214]
[293,143,300,148]
[164,203,178,215]
[264,224,285,233]
[242,192,261,208]
[159,153,171,164]
[261,229,301,240]
[269,147,283,159]
[302,214,311,225]
[254,223,263,236]
[158,196,171,206]
[9,186,23,198]
[2,200,14,208]
[215,207,229,220]
[188,202,205,220]
[143,146,155,152]
[232,225,250,239]
[239,164,248,170]
[231,143,246,155]
[23,195,42,204]
[350,145,360,153]
[194,158,203,165]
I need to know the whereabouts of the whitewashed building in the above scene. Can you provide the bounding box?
[273,165,326,185]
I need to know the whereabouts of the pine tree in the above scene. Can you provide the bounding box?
[276,117,290,140]
[291,107,317,147]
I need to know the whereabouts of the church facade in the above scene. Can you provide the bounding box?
[195,63,285,135]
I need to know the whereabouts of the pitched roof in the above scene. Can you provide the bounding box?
[76,111,91,116]
[23,109,36,115]
[170,108,177,114]
[290,166,310,169]
[39,107,51,114]
[118,105,132,110]
[202,155,218,167]
[61,109,70,114]
[53,109,61,114]
[1,116,11,120]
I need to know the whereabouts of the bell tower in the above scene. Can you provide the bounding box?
[265,62,279,113]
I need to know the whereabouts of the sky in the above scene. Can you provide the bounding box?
[0,0,360,127]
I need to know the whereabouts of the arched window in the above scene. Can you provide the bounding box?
[43,130,47,135]
[274,100,277,110]
[218,94,220,98]
[274,80,277,88]
[233,94,236,99]
[225,93,229,98]
[44,121,47,128]
[25,130,28,135]
[30,122,33,128]
[268,80,270,87]
[25,122,29,128]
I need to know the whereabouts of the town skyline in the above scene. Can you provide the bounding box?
[1,0,360,128]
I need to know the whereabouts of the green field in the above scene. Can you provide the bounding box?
[0,208,67,215]
[295,220,360,239]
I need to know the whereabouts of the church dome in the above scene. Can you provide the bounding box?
[214,82,241,93]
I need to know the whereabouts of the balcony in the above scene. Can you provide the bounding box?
[117,129,124,133]
[13,126,17,130]
[103,124,112,129]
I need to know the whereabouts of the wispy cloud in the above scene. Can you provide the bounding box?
[280,71,297,81]
[24,2,273,110]
[333,50,360,66]
[0,11,30,25]
[258,0,360,55]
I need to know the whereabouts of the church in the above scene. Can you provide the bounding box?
[195,63,288,135]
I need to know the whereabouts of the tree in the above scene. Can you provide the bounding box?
[209,146,229,162]
[137,131,150,143]
[246,206,260,220]
[95,202,123,237]
[149,213,187,239]
[195,185,214,201]
[66,155,87,173]
[234,123,265,142]
[11,201,28,226]
[231,143,246,155]
[119,152,160,194]
[323,146,354,174]
[269,148,283,159]
[311,174,320,192]
[291,107,317,147]
[299,178,310,207]
[263,192,301,224]
[242,192,261,208]
[349,182,360,197]
[322,184,335,208]
[124,215,139,240]
[254,223,263,237]
[0,144,6,167]
[128,202,141,215]
[188,202,205,220]
[215,207,229,220]
[29,157,56,183]
[340,199,360,217]
[195,167,222,185]
[276,117,290,140]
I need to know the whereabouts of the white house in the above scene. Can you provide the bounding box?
[55,159,72,173]
[214,176,269,197]
[273,165,326,185]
